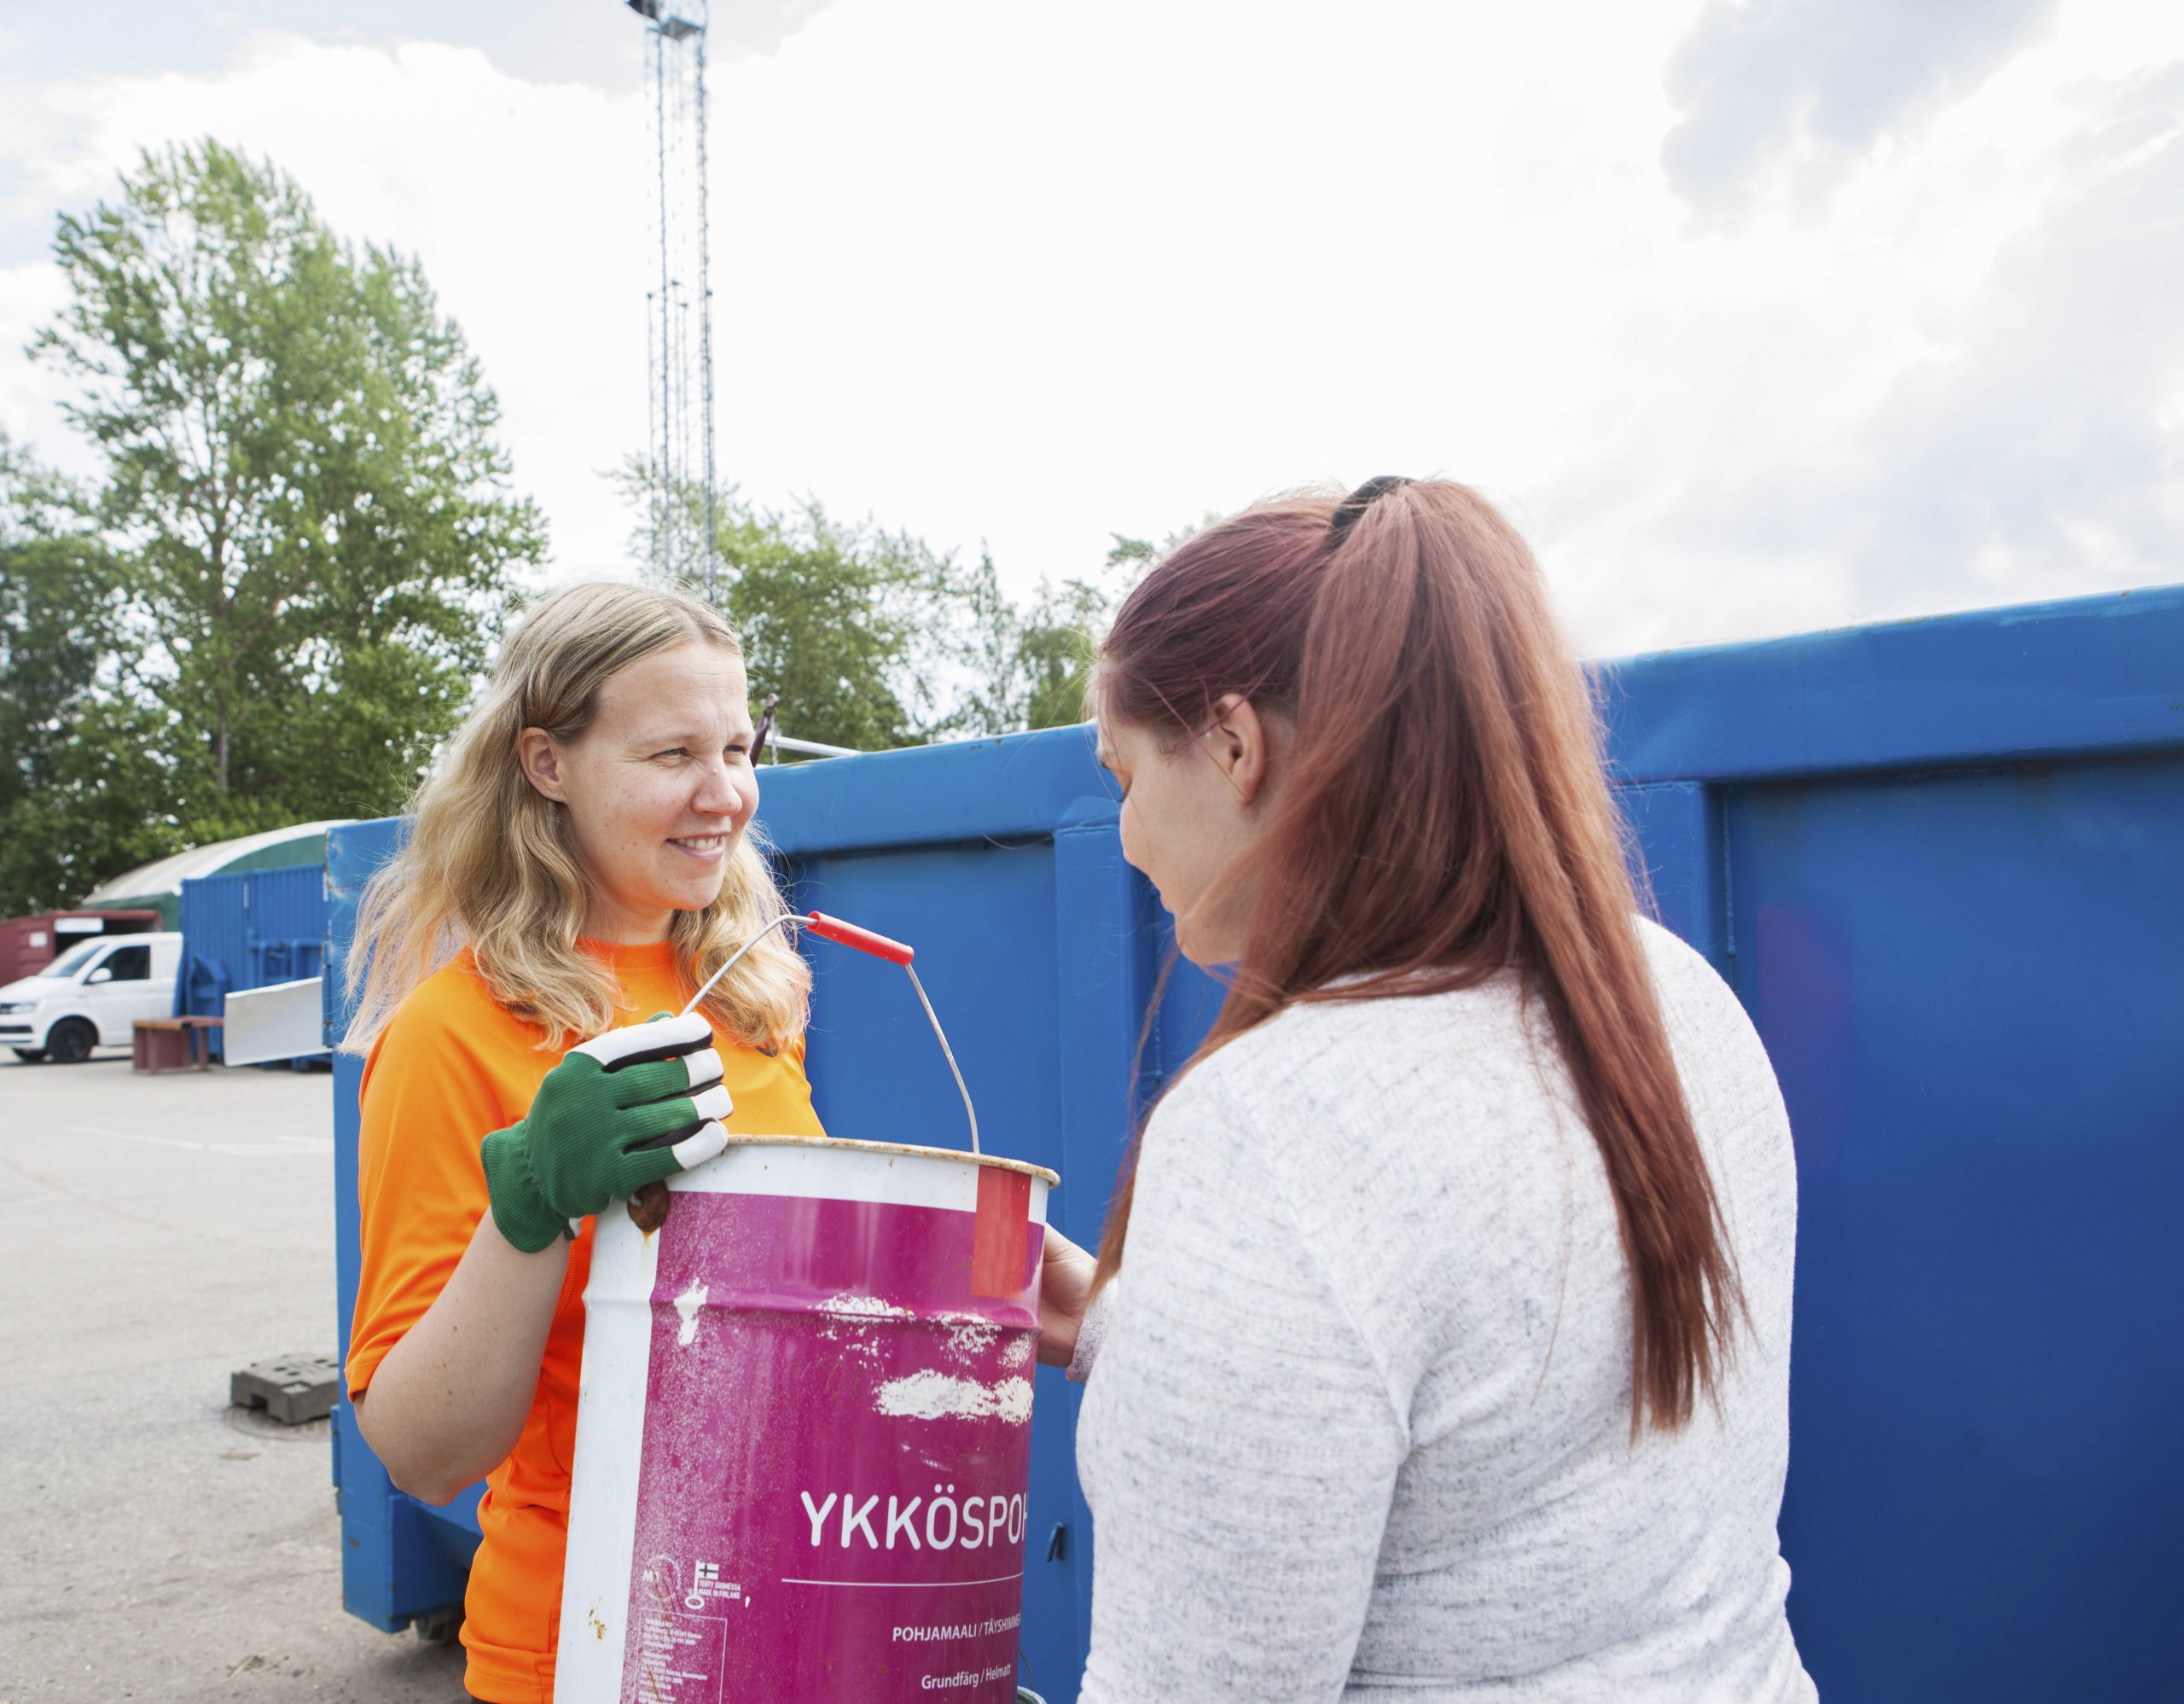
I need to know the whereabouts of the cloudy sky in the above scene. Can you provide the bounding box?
[1,0,2178,655]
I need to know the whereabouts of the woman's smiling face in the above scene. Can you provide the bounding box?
[517,642,759,943]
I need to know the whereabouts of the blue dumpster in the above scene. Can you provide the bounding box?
[177,862,329,1062]
[1601,588,2184,1702]
[328,583,2184,1702]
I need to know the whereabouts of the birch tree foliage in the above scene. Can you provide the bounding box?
[31,138,545,829]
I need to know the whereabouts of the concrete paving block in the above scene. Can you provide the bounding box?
[229,1352,340,1425]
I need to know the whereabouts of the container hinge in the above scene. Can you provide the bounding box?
[1043,1522,1068,1562]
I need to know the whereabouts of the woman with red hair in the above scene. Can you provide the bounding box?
[1038,480,1814,1701]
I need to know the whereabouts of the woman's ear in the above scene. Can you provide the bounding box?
[516,727,570,803]
[1203,694,1272,808]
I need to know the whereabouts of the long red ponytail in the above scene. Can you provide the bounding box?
[1092,480,1740,1433]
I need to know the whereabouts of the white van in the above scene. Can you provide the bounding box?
[0,932,184,1063]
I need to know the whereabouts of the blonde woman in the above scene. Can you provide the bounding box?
[341,583,820,1704]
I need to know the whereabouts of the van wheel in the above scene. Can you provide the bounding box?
[11,1047,46,1062]
[46,1021,96,1064]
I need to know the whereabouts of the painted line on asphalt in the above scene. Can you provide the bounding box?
[71,1125,329,1156]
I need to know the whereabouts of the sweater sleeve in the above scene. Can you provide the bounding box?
[1077,1077,1410,1702]
[1066,1281,1116,1382]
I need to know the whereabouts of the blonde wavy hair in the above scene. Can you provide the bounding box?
[341,581,810,1055]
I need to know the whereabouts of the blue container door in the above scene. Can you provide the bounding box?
[1728,755,2184,1701]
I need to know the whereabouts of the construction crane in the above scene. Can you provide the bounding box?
[626,0,717,594]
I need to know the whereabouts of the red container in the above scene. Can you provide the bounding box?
[0,910,161,986]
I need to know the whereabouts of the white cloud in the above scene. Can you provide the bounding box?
[1661,0,2061,214]
[1542,0,2184,651]
[705,0,851,61]
[0,0,2177,658]
[1692,65,2184,599]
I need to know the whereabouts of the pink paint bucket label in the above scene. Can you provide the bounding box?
[559,1136,1054,1704]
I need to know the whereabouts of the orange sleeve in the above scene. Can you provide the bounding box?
[346,968,531,1400]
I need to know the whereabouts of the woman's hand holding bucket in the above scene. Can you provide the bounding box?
[480,1011,733,1253]
[1036,1226,1097,1370]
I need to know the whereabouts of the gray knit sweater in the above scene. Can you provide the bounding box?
[1072,920,1814,1701]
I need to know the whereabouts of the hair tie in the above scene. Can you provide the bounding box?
[1327,474,1413,544]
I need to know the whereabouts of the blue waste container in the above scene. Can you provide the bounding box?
[328,583,2184,1702]
[177,862,328,1062]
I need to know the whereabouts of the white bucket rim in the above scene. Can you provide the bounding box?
[673,1130,1060,1188]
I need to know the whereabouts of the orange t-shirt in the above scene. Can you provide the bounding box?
[346,939,825,1704]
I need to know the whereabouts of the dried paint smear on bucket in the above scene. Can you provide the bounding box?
[817,1292,915,1354]
[875,1370,1034,1425]
[938,1314,1000,1358]
[674,1277,708,1347]
[820,1293,914,1321]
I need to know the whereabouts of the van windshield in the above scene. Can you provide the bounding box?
[47,940,108,978]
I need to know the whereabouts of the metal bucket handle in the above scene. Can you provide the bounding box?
[681,910,980,1155]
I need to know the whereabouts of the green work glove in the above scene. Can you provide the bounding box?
[480,1010,732,1253]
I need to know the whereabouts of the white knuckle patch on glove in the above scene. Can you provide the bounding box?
[574,1010,714,1071]
[682,1047,726,1093]
[670,1120,730,1172]
[690,1083,735,1125]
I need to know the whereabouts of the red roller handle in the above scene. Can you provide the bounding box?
[804,910,915,966]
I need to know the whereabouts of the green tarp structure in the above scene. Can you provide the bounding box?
[77,820,351,928]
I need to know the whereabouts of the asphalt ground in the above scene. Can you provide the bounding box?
[0,1048,468,1704]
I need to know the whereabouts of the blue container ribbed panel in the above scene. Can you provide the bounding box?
[176,861,328,1061]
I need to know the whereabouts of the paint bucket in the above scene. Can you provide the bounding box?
[557,1134,1054,1700]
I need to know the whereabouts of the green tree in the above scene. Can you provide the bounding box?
[0,436,182,912]
[618,474,1181,748]
[938,555,1109,736]
[0,436,119,805]
[31,138,545,842]
[616,468,962,753]
[944,528,1192,736]
[715,495,956,752]
[1016,573,1113,730]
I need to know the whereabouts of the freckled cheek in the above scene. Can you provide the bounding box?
[601,784,656,851]
[615,781,685,854]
